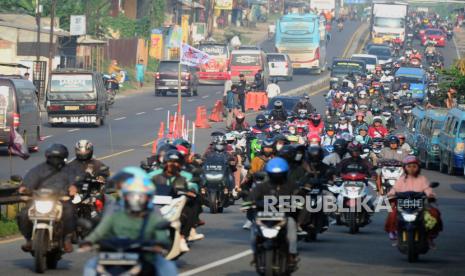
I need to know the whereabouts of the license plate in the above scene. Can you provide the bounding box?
[166,81,178,85]
[65,106,79,111]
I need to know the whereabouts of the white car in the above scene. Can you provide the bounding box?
[266,53,293,81]
[351,54,378,72]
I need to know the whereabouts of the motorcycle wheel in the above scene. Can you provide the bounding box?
[264,250,274,276]
[34,229,48,273]
[209,193,218,214]
[407,231,418,263]
[46,251,60,269]
[348,212,359,234]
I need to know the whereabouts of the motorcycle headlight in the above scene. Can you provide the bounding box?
[260,226,281,239]
[34,200,54,214]
[432,144,439,151]
[205,173,223,181]
[330,77,339,82]
[401,212,418,222]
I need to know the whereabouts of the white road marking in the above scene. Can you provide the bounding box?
[453,36,461,59]
[136,112,146,115]
[97,149,135,161]
[154,107,164,111]
[202,95,209,99]
[188,99,195,102]
[215,91,221,94]
[171,103,178,107]
[67,128,79,133]
[114,117,126,121]
[179,250,252,276]
[41,135,53,140]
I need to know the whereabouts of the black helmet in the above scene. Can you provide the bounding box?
[75,139,93,161]
[262,138,275,149]
[274,100,283,110]
[277,145,297,163]
[156,143,177,163]
[326,124,336,132]
[388,135,400,145]
[45,143,69,169]
[347,142,362,155]
[256,114,266,127]
[306,145,324,162]
[371,107,381,116]
[164,150,184,164]
[173,138,191,149]
[333,139,347,156]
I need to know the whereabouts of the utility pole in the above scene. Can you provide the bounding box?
[35,0,41,63]
[48,0,57,90]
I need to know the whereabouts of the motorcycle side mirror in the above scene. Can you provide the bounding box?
[77,218,93,231]
[155,220,171,230]
[430,182,440,188]
[10,175,23,183]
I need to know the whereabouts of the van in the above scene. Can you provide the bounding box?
[46,69,107,127]
[230,50,269,85]
[406,106,425,154]
[438,108,465,175]
[417,108,447,169]
[0,77,41,149]
[266,53,293,81]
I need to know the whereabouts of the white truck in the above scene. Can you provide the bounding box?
[310,0,336,16]
[371,1,408,43]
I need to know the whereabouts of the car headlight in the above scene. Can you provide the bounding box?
[34,200,54,214]
[401,212,418,222]
[260,226,281,238]
[205,173,223,181]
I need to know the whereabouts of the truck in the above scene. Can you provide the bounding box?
[370,1,408,43]
[310,0,336,17]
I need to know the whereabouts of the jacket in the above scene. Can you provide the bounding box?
[23,162,75,193]
[368,126,388,138]
[387,175,435,198]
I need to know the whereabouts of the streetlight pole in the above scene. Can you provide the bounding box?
[48,0,57,84]
[35,0,41,63]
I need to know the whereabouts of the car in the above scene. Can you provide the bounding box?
[155,60,199,97]
[406,106,426,155]
[364,42,390,52]
[0,76,41,150]
[230,49,269,85]
[421,28,446,47]
[394,67,427,102]
[417,108,448,169]
[329,58,366,88]
[367,45,392,65]
[351,54,378,72]
[438,108,465,175]
[266,53,293,81]
[46,69,108,127]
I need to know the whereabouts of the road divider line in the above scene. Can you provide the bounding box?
[0,236,22,244]
[215,91,221,94]
[154,107,164,111]
[67,128,79,132]
[97,149,134,161]
[179,250,252,276]
[114,117,126,121]
[171,104,178,107]
[188,99,195,102]
[202,95,209,99]
[136,112,146,115]
[41,135,53,140]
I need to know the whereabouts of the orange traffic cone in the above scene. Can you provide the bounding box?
[195,106,211,128]
[209,100,223,122]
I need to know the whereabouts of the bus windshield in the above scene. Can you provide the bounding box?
[279,19,315,35]
[397,75,423,84]
[374,17,404,28]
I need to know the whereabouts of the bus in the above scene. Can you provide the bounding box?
[275,13,326,74]
[197,43,230,84]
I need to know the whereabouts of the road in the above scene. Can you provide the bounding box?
[0,21,464,275]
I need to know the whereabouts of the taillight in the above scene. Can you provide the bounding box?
[13,113,20,128]
[47,105,61,111]
[285,63,288,68]
[315,48,320,60]
[155,72,160,79]
[84,105,96,111]
[95,199,104,212]
[185,73,191,80]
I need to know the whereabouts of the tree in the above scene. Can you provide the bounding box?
[0,0,35,14]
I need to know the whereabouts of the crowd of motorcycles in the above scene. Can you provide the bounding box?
[13,12,452,276]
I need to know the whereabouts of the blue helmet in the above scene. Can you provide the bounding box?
[265,157,289,174]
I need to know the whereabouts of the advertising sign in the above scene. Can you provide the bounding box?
[150,29,163,59]
[70,15,86,36]
[215,0,233,10]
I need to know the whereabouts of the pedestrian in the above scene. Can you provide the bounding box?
[237,74,247,112]
[23,72,30,80]
[226,85,238,128]
[266,78,280,99]
[445,87,457,108]
[135,59,145,88]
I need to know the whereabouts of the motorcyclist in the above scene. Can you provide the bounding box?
[337,142,374,177]
[308,113,324,136]
[18,144,77,253]
[269,100,288,122]
[342,96,358,113]
[425,41,437,56]
[293,95,315,114]
[392,77,402,92]
[368,118,389,138]
[398,83,410,98]
[322,138,346,166]
[230,112,249,131]
[325,107,339,125]
[251,114,271,134]
[81,168,177,276]
[277,145,307,185]
[68,140,110,183]
[354,125,372,146]
[379,136,409,162]
[335,116,353,136]
[246,157,299,267]
[381,110,396,130]
[352,112,368,131]
[274,134,289,151]
[397,134,412,153]
[321,124,337,146]
[410,49,422,61]
[357,90,370,107]
[331,92,345,110]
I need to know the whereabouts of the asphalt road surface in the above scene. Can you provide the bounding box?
[0,21,464,276]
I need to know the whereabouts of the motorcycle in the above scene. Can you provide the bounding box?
[337,22,344,32]
[401,104,413,122]
[21,189,70,273]
[446,29,453,40]
[336,172,373,234]
[103,74,118,106]
[253,211,294,276]
[153,194,187,260]
[202,152,235,213]
[395,182,439,262]
[298,179,328,241]
[379,159,403,195]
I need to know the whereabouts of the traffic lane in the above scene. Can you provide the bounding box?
[0,86,224,179]
[260,21,361,93]
[185,170,465,276]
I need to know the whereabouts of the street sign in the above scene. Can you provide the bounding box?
[70,15,86,36]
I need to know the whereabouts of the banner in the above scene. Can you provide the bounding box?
[215,0,233,10]
[150,29,163,59]
[180,43,210,66]
[168,25,182,48]
[8,126,30,160]
[70,15,86,35]
[0,86,9,129]
[182,15,190,44]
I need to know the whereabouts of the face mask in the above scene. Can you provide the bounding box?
[276,143,284,151]
[295,153,303,162]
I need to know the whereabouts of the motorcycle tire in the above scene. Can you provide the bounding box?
[264,250,274,276]
[407,231,419,262]
[34,229,49,273]
[209,193,219,214]
[46,251,60,269]
[348,212,359,234]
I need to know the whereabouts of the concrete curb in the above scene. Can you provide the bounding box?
[282,23,369,97]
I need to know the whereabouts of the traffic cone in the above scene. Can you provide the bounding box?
[208,100,223,122]
[195,106,211,128]
[152,122,165,154]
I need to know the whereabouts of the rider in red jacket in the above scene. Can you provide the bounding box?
[368,118,388,138]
